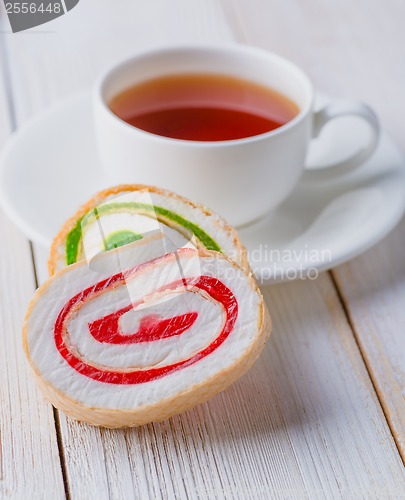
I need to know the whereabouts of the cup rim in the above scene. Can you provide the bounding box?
[94,43,314,147]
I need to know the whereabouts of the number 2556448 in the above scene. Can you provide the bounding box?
[5,2,62,14]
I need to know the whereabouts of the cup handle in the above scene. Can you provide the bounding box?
[304,100,380,179]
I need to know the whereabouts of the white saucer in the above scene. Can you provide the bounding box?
[1,92,404,283]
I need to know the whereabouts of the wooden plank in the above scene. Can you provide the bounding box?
[223,0,405,464]
[0,23,66,500]
[4,0,405,497]
[332,218,405,461]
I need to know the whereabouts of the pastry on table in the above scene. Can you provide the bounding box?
[48,184,248,275]
[24,234,271,428]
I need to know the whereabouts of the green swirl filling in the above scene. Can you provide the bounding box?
[65,202,221,265]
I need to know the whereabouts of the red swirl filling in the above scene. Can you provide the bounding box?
[54,254,238,384]
[89,310,199,344]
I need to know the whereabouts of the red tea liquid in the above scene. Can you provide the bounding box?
[109,73,299,141]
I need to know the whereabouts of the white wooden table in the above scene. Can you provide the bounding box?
[0,1,404,498]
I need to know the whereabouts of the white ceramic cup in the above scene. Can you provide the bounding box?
[94,44,379,227]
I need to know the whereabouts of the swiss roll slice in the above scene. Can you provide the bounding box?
[48,184,248,275]
[24,235,271,428]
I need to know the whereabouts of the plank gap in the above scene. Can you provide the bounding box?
[329,270,405,466]
[29,242,39,288]
[0,31,17,130]
[218,0,249,44]
[53,407,72,500]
